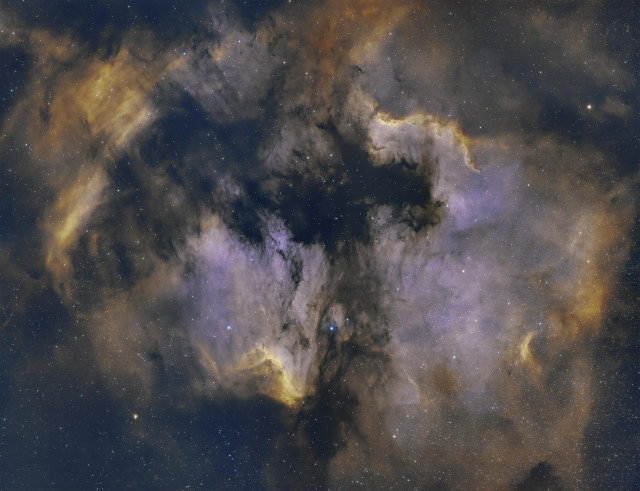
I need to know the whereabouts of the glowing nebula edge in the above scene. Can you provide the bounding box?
[0,1,638,489]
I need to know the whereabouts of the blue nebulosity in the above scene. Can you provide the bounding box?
[0,0,637,490]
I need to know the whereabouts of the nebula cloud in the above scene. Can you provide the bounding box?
[1,1,638,489]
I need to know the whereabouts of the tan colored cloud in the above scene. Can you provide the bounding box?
[2,2,635,488]
[28,32,163,160]
[3,30,183,299]
[44,166,108,298]
[286,0,416,113]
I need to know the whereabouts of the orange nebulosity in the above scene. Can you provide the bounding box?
[298,0,416,109]
[0,2,632,488]
[38,37,162,158]
[368,111,478,171]
[20,33,173,298]
[44,167,108,298]
[194,342,306,409]
[545,197,630,344]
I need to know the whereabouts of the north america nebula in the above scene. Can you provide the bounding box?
[0,1,638,489]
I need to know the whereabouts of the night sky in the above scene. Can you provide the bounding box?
[0,1,638,489]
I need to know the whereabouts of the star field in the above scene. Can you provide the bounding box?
[0,1,638,489]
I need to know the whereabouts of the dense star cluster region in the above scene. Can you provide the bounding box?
[0,1,638,489]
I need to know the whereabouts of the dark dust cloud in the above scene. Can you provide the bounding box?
[0,0,638,489]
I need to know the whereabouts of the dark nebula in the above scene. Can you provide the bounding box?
[0,0,638,489]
